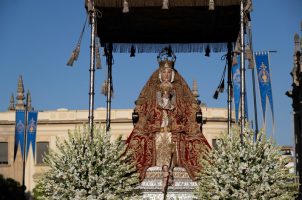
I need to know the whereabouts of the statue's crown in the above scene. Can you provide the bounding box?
[159,59,174,69]
[157,46,176,69]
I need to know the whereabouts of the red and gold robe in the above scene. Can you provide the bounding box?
[126,67,210,180]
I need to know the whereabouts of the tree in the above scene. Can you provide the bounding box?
[0,174,26,200]
[33,125,140,200]
[196,127,298,200]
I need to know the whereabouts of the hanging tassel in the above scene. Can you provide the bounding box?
[130,45,135,57]
[245,43,255,69]
[66,16,87,67]
[213,89,219,99]
[122,0,129,13]
[101,80,108,96]
[162,0,169,9]
[205,45,210,57]
[248,57,255,69]
[232,53,238,66]
[218,78,225,93]
[245,44,253,60]
[103,46,108,56]
[209,0,215,10]
[213,65,226,99]
[167,46,172,57]
[234,36,241,54]
[67,44,80,66]
[101,80,114,98]
[101,80,114,97]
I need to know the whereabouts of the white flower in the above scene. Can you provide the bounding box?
[33,124,141,200]
[195,127,298,200]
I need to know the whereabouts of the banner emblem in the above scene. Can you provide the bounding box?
[17,120,25,133]
[28,118,36,133]
[258,62,270,84]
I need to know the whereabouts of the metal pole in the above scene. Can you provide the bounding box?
[22,92,29,189]
[106,43,113,133]
[88,2,96,139]
[247,21,259,141]
[240,0,246,138]
[251,67,258,139]
[227,42,233,134]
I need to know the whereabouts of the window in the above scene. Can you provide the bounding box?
[36,142,49,165]
[0,142,8,164]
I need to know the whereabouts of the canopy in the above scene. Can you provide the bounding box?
[92,0,241,52]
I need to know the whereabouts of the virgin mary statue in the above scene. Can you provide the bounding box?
[126,51,210,181]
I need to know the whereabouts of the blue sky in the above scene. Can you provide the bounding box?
[0,0,301,145]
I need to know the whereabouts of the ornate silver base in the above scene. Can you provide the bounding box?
[138,166,197,200]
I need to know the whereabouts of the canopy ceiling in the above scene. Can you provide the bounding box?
[91,0,242,53]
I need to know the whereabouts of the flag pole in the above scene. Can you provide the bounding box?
[246,21,259,141]
[88,0,96,139]
[227,42,233,134]
[251,65,258,140]
[22,92,29,189]
[239,0,246,139]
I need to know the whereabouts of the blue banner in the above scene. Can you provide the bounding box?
[26,111,38,160]
[232,56,249,122]
[232,57,241,122]
[14,110,25,161]
[255,52,274,125]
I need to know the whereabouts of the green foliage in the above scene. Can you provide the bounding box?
[196,127,298,200]
[33,124,140,200]
[0,174,25,200]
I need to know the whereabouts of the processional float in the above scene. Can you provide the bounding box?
[81,0,252,198]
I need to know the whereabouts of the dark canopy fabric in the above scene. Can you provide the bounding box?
[94,0,240,8]
[91,0,241,53]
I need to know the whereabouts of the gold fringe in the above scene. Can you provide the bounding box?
[101,43,230,53]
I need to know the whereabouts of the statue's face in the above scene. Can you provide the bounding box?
[161,68,172,82]
[162,165,169,172]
